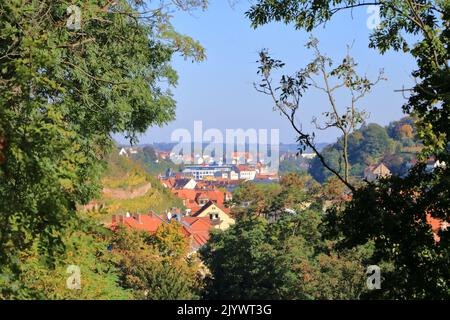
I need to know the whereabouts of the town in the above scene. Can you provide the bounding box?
[109,143,448,253]
[1,0,448,304]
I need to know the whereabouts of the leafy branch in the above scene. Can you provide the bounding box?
[255,37,386,192]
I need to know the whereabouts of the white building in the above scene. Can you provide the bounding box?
[182,165,234,180]
[301,153,317,159]
[237,165,257,181]
[118,147,139,157]
[221,170,239,180]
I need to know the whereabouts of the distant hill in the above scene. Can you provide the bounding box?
[132,142,330,154]
[279,142,329,153]
[309,117,422,183]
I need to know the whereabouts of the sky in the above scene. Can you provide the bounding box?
[115,1,417,145]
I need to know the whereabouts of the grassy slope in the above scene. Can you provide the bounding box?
[89,152,183,219]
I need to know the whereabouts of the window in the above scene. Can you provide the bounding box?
[210,212,219,220]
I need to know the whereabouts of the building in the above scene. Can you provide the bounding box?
[231,151,255,164]
[364,163,391,182]
[426,159,446,172]
[109,210,219,252]
[192,201,235,231]
[173,178,197,190]
[220,169,239,180]
[111,212,166,233]
[405,157,446,173]
[182,165,234,180]
[157,151,170,159]
[179,216,212,252]
[118,147,139,158]
[301,152,317,159]
[171,188,232,214]
[236,165,257,181]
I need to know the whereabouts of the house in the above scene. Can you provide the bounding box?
[236,165,257,181]
[221,170,239,180]
[157,151,170,159]
[110,212,165,233]
[118,148,128,157]
[179,216,212,252]
[192,201,235,231]
[301,152,316,159]
[173,178,197,190]
[171,189,232,214]
[426,159,446,172]
[158,176,176,189]
[231,151,255,164]
[110,210,215,252]
[364,163,391,182]
[182,164,234,180]
[255,173,279,181]
[118,147,139,157]
[405,157,446,173]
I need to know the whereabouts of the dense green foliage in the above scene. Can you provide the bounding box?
[0,0,206,295]
[309,121,419,182]
[279,157,309,175]
[1,0,448,300]
[0,213,204,299]
[111,223,204,300]
[0,216,131,299]
[202,173,372,300]
[325,168,450,299]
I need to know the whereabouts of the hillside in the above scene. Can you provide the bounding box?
[309,117,422,182]
[82,152,183,220]
[130,145,182,175]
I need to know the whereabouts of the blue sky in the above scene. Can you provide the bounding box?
[116,1,417,145]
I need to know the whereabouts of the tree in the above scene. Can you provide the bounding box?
[355,124,394,162]
[255,37,384,191]
[201,211,371,300]
[247,0,449,157]
[247,0,450,299]
[0,0,207,281]
[399,124,414,139]
[111,223,203,300]
[324,169,450,299]
[309,124,395,181]
[231,181,281,216]
[309,145,342,183]
[202,172,371,300]
[0,217,131,299]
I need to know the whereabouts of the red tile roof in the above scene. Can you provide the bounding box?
[181,216,212,250]
[110,212,165,234]
[426,214,448,242]
[110,212,215,252]
[237,165,255,171]
[159,177,176,188]
[171,189,227,206]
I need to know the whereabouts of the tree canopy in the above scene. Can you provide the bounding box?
[247,0,449,298]
[0,0,206,286]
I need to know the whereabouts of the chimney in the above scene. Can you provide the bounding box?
[112,214,117,224]
[118,215,124,224]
